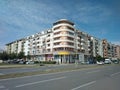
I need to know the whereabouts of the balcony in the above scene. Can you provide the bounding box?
[53,28,75,33]
[53,39,74,43]
[53,33,75,38]
[53,47,75,53]
[81,43,84,45]
[53,23,74,30]
[81,38,84,41]
[53,44,75,48]
[81,47,85,50]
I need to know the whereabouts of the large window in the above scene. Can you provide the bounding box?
[66,26,74,31]
[54,37,60,40]
[54,26,61,30]
[54,42,60,45]
[54,32,61,35]
[68,32,74,35]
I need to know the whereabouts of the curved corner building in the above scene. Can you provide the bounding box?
[52,19,76,63]
[6,19,117,64]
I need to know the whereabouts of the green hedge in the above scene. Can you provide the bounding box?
[34,61,39,64]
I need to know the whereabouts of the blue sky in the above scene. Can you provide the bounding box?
[0,0,120,49]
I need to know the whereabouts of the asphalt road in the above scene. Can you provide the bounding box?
[0,64,120,90]
[0,64,98,75]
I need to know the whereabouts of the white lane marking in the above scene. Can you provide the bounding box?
[16,76,66,88]
[0,85,5,88]
[87,70,100,74]
[71,81,96,90]
[111,72,120,77]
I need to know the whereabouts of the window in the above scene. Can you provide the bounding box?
[48,44,50,46]
[54,32,61,35]
[37,46,39,48]
[47,34,50,37]
[67,37,74,40]
[54,26,61,30]
[47,40,50,42]
[47,49,50,52]
[37,38,39,40]
[54,37,60,40]
[66,26,74,31]
[54,42,60,45]
[67,42,74,46]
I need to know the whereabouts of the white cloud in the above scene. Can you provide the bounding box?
[112,41,120,45]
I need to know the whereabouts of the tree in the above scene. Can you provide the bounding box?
[26,54,31,60]
[17,52,25,59]
[9,52,17,59]
[95,55,104,62]
[0,51,9,60]
[0,52,8,60]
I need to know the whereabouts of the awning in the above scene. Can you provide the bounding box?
[58,51,70,55]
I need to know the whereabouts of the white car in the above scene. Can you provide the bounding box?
[26,61,34,64]
[97,61,104,65]
[104,60,111,64]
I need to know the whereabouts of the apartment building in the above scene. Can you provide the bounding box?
[6,19,120,63]
[115,45,120,59]
[6,39,24,54]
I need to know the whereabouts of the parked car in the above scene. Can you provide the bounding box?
[104,59,111,64]
[26,60,34,64]
[97,61,104,65]
[112,60,119,64]
[80,61,89,64]
[19,61,24,64]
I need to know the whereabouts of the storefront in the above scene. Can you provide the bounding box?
[53,51,76,64]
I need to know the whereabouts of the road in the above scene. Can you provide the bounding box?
[0,64,120,90]
[0,64,98,75]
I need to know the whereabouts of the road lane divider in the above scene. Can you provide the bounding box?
[16,76,66,88]
[71,81,96,90]
[111,72,120,77]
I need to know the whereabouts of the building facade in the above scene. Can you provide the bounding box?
[6,19,120,63]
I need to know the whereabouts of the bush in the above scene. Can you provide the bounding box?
[39,61,56,64]
[34,61,39,64]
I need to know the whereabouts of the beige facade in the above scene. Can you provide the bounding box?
[115,45,120,59]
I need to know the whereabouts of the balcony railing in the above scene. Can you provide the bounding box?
[53,33,75,38]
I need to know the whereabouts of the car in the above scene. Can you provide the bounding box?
[19,61,24,64]
[26,61,34,64]
[80,61,89,64]
[97,61,104,65]
[104,59,111,64]
[112,60,119,64]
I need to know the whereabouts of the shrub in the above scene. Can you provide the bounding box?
[34,61,39,64]
[39,61,56,64]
